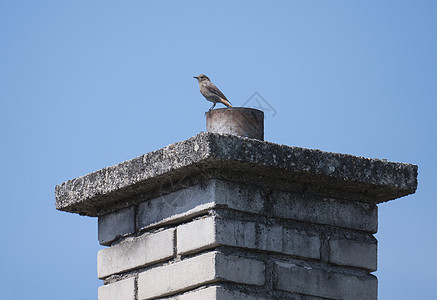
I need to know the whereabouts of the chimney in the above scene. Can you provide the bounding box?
[55,107,417,300]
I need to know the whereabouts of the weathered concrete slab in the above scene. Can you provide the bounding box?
[55,132,417,216]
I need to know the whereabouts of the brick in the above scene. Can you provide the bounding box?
[253,223,283,252]
[177,217,320,260]
[215,252,265,286]
[137,179,264,231]
[137,251,265,299]
[97,228,174,279]
[216,219,257,250]
[177,217,260,255]
[177,217,217,255]
[98,206,135,246]
[329,238,377,271]
[98,277,135,300]
[215,220,283,253]
[213,179,264,213]
[216,220,320,258]
[167,285,270,300]
[271,190,378,233]
[282,227,320,259]
[274,261,377,300]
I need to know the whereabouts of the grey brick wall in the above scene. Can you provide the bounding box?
[55,132,417,300]
[94,179,380,299]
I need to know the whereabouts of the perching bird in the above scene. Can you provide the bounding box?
[193,74,232,112]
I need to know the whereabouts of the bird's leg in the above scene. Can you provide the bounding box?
[205,103,216,115]
[208,103,216,113]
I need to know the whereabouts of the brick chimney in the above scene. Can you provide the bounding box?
[55,107,417,300]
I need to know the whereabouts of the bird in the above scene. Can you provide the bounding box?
[193,74,232,112]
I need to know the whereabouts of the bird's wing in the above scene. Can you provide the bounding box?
[205,83,231,103]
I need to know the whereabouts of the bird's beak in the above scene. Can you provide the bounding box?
[193,76,198,79]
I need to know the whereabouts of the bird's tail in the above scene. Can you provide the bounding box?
[220,98,232,108]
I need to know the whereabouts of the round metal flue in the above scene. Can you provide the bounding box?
[206,107,264,140]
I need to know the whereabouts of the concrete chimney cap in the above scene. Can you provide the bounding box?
[55,132,417,217]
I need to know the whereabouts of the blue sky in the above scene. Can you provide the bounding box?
[1,1,436,299]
